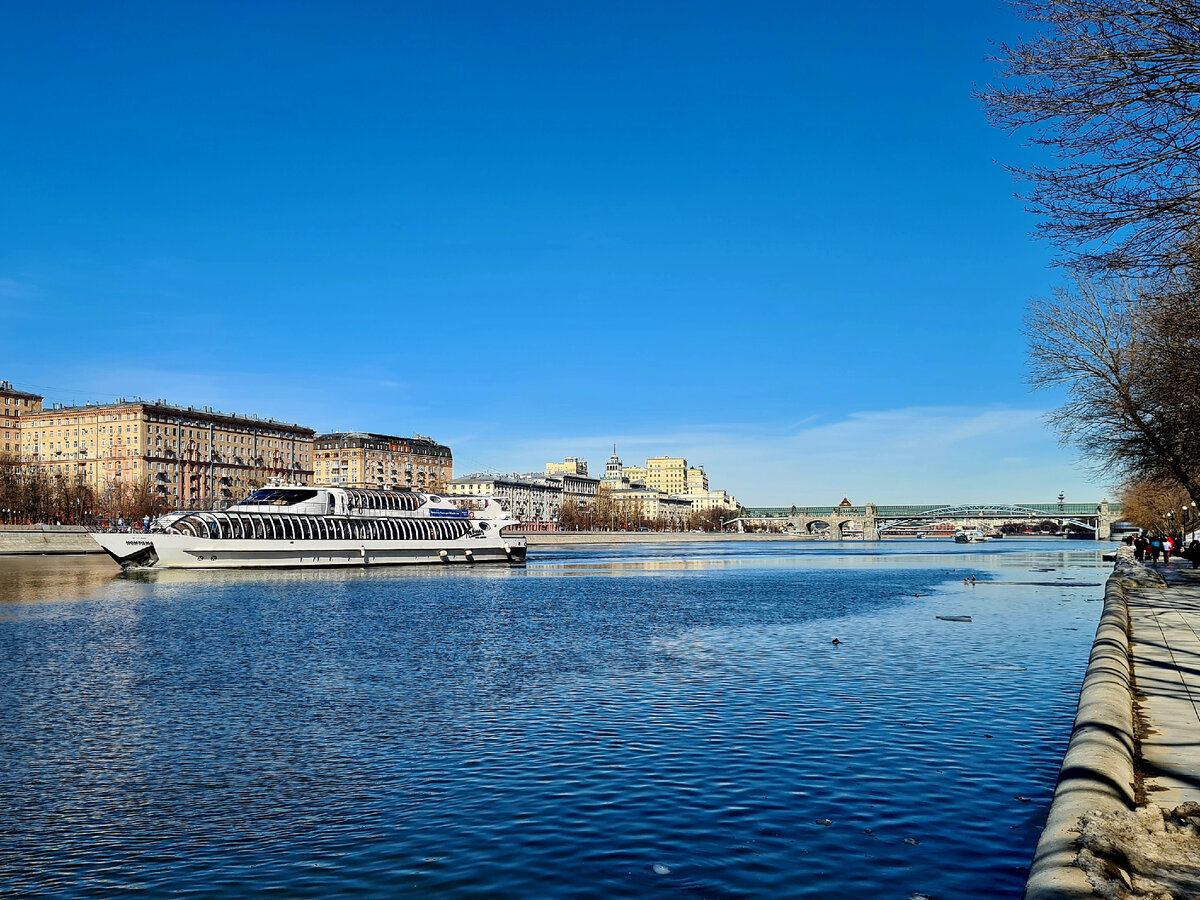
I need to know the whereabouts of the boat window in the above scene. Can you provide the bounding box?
[242,489,319,506]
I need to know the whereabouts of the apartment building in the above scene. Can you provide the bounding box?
[23,399,314,507]
[312,432,453,491]
[0,380,43,455]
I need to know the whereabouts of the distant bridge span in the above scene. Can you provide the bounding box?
[725,501,1121,540]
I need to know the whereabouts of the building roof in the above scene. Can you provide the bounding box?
[33,398,314,435]
[0,380,43,401]
[314,431,451,454]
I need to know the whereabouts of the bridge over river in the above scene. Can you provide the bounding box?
[725,501,1122,540]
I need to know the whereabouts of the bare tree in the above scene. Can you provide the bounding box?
[1026,275,1200,503]
[980,0,1200,274]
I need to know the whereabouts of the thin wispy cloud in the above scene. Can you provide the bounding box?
[501,406,1103,505]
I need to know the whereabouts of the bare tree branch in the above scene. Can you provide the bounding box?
[980,0,1200,274]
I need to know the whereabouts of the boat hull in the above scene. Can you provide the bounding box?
[90,532,527,569]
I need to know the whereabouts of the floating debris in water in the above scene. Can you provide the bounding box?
[652,864,671,875]
[831,638,841,645]
[1015,796,1031,803]
[904,837,920,845]
[816,819,832,826]
[911,893,934,900]
[936,615,972,622]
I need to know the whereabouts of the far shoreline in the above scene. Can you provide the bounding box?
[520,531,1096,546]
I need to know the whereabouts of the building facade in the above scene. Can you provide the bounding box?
[676,489,739,513]
[445,473,563,525]
[0,380,43,456]
[600,446,735,519]
[610,488,692,528]
[313,432,452,491]
[546,456,589,477]
[645,456,689,495]
[546,472,600,512]
[604,446,624,484]
[22,400,314,508]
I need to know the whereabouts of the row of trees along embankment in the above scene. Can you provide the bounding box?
[0,453,169,525]
[981,0,1200,528]
[557,487,730,532]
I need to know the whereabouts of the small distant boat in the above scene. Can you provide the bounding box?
[954,527,990,544]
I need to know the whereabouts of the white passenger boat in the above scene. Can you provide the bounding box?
[91,486,527,569]
[953,526,990,544]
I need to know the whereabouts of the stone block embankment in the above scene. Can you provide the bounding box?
[1024,547,1150,899]
[0,526,102,555]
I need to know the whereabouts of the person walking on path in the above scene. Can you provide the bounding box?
[1150,538,1162,564]
[1134,535,1147,561]
[1164,536,1174,565]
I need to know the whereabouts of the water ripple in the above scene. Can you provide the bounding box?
[0,542,1105,898]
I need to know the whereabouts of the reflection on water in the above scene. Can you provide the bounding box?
[0,541,1109,899]
[0,554,117,607]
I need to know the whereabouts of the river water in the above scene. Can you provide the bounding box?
[0,540,1108,899]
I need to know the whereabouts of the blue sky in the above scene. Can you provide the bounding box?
[0,1,1109,505]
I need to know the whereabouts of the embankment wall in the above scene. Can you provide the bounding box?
[0,526,102,555]
[1024,548,1160,899]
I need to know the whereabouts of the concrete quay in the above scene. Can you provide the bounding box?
[1025,548,1200,899]
[522,531,820,546]
[0,525,101,555]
